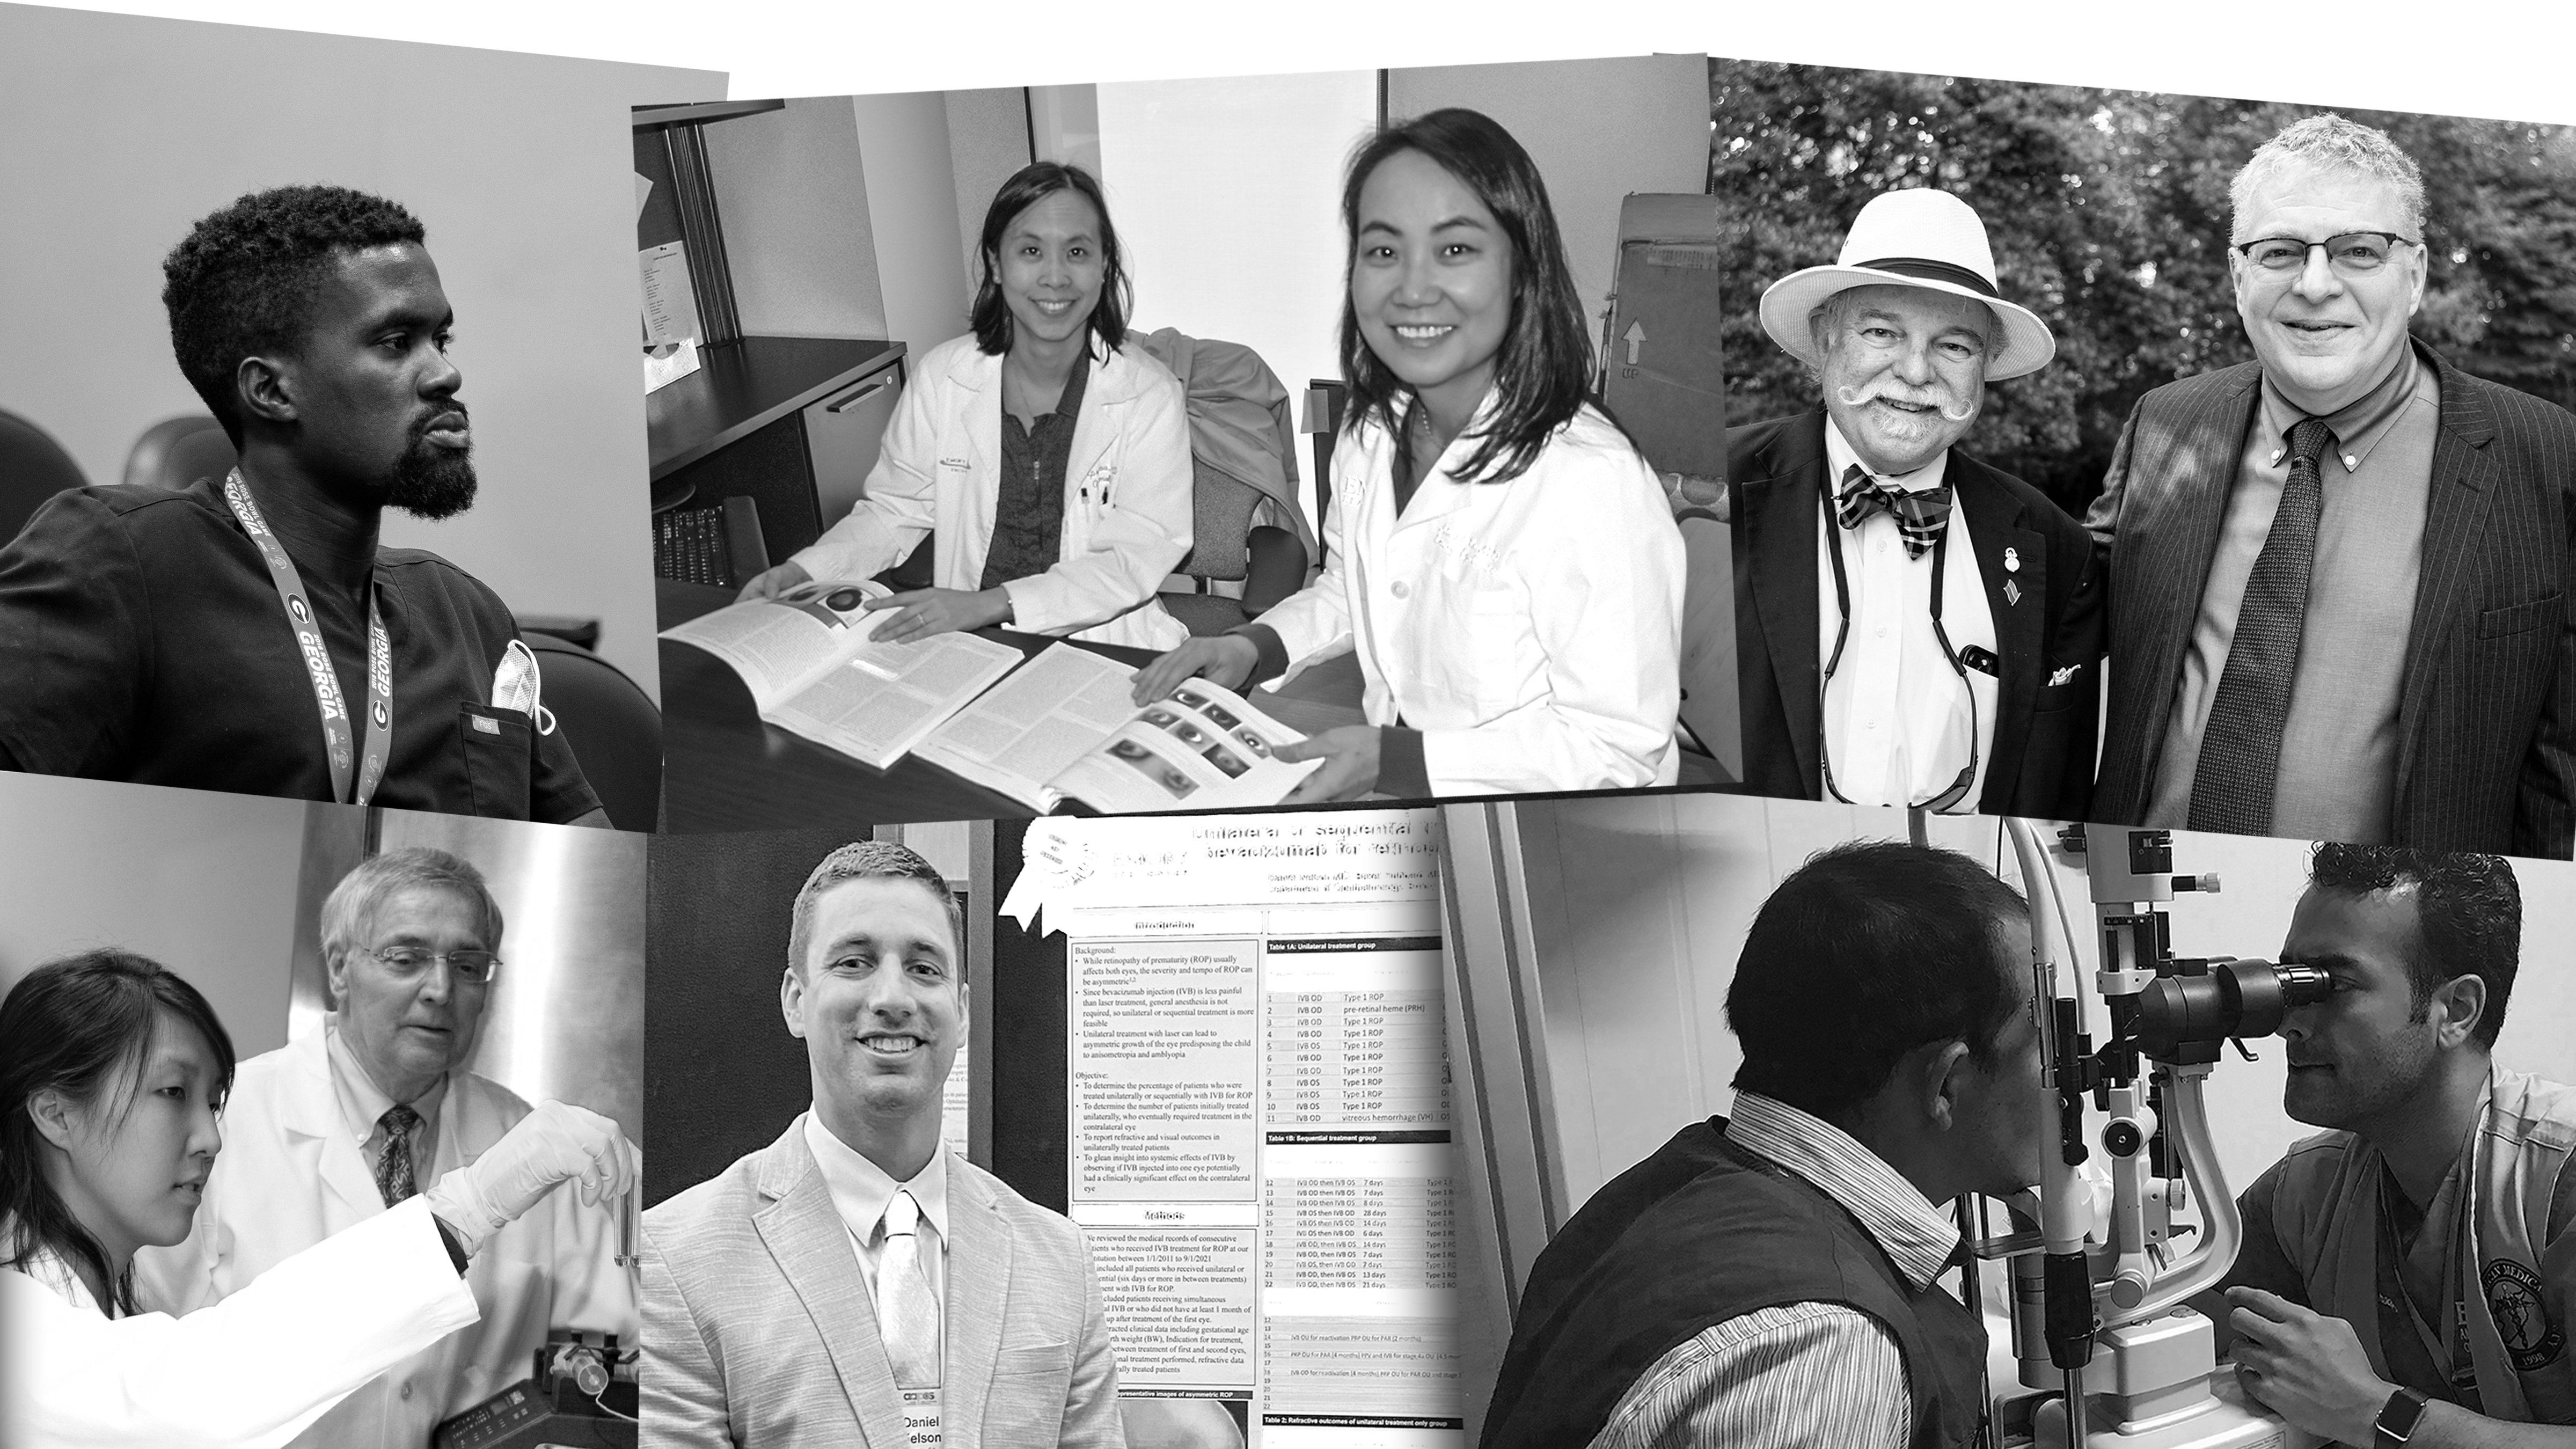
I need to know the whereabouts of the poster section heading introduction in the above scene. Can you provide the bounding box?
[1013,813,1460,1446]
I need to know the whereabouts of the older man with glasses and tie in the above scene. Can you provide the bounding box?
[132,846,640,1449]
[1728,187,2105,821]
[2089,112,2576,855]
[642,840,1124,1449]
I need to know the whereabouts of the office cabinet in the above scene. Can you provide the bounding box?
[804,363,902,533]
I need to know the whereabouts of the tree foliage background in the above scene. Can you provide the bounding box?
[1710,60,2576,514]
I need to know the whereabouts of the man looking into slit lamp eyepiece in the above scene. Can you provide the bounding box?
[1477,825,2571,1449]
[1989,828,2566,1449]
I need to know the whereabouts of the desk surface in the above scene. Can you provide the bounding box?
[647,335,903,481]
[656,580,1368,831]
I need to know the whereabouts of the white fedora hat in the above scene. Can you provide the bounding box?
[1758,188,2056,381]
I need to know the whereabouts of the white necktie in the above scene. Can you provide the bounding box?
[877,1189,941,1388]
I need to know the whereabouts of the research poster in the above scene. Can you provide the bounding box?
[1006,811,1459,1447]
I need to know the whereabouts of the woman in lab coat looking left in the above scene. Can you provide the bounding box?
[0,949,634,1449]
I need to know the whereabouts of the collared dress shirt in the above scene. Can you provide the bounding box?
[325,1022,450,1197]
[2147,346,2441,841]
[803,1111,952,1326]
[1815,421,1998,811]
[1590,1092,1966,1449]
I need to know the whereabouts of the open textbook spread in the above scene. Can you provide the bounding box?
[658,579,1022,769]
[913,643,1323,813]
[664,585,1324,811]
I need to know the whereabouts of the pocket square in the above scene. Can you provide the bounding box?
[2047,664,2082,687]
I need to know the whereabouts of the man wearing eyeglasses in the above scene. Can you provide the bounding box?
[1730,188,2104,820]
[134,847,639,1448]
[2090,113,2576,856]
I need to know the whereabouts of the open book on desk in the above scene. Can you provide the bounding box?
[913,642,1322,813]
[658,579,1022,769]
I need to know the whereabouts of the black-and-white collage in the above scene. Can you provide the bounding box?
[3,4,2572,1447]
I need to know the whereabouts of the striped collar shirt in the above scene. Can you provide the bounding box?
[1590,1094,1965,1449]
[1724,1091,1961,1291]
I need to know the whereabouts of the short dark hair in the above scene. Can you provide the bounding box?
[1728,840,2029,1121]
[1337,108,1600,487]
[0,950,237,1317]
[969,163,1129,357]
[162,185,428,446]
[787,840,967,983]
[2307,844,2519,1049]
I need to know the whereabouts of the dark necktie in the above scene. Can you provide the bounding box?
[375,1104,422,1208]
[1836,464,1953,560]
[2189,416,2335,835]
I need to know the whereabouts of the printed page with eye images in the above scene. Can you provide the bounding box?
[913,644,1321,814]
[659,578,1022,768]
[1004,813,1460,1449]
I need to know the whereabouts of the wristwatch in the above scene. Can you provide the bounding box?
[2374,1386,2429,1447]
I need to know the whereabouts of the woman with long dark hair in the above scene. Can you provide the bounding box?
[1132,108,1684,799]
[1,950,635,1448]
[737,162,1195,650]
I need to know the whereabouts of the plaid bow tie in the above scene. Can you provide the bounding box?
[1836,464,1952,560]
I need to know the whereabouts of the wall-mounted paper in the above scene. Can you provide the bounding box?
[640,240,703,347]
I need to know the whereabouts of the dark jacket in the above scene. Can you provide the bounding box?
[2087,345,2576,855]
[1729,412,2105,820]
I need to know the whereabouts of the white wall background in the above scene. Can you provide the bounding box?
[0,3,721,695]
[0,774,314,1060]
[1512,794,2576,1213]
[1386,56,1711,365]
[1095,69,1378,526]
[707,98,888,341]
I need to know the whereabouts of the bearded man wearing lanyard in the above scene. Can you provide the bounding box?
[0,185,605,824]
[1726,189,2103,821]
[2210,845,2576,1447]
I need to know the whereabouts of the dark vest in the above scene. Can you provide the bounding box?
[1479,1118,1988,1449]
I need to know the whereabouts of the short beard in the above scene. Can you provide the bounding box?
[387,437,478,520]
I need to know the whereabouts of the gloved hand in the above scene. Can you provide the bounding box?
[426,1101,638,1258]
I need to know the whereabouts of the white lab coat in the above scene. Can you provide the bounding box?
[2,1197,478,1449]
[131,1026,635,1449]
[1256,397,1686,794]
[789,333,1195,651]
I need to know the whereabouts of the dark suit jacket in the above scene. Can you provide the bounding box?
[2088,345,2576,856]
[1729,412,2105,820]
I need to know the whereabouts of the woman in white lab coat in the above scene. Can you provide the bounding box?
[1131,108,1685,799]
[0,949,633,1449]
[736,162,1194,652]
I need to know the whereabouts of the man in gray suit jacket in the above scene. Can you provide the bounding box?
[641,841,1124,1447]
[2089,113,2576,856]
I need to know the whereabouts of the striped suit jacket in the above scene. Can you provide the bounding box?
[2088,345,2576,856]
[640,1118,1124,1448]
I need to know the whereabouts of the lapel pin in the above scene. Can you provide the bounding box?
[2004,547,2021,574]
[2004,580,2023,608]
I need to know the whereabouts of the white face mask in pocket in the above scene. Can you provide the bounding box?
[491,638,559,736]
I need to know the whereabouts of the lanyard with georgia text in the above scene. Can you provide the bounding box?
[223,471,394,805]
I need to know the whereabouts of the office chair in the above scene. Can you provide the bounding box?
[521,632,663,832]
[123,414,237,491]
[1163,465,1308,636]
[0,408,90,546]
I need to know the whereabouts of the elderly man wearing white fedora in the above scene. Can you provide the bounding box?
[1726,187,2104,821]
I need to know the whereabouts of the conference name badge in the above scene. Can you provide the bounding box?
[901,1386,941,1448]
